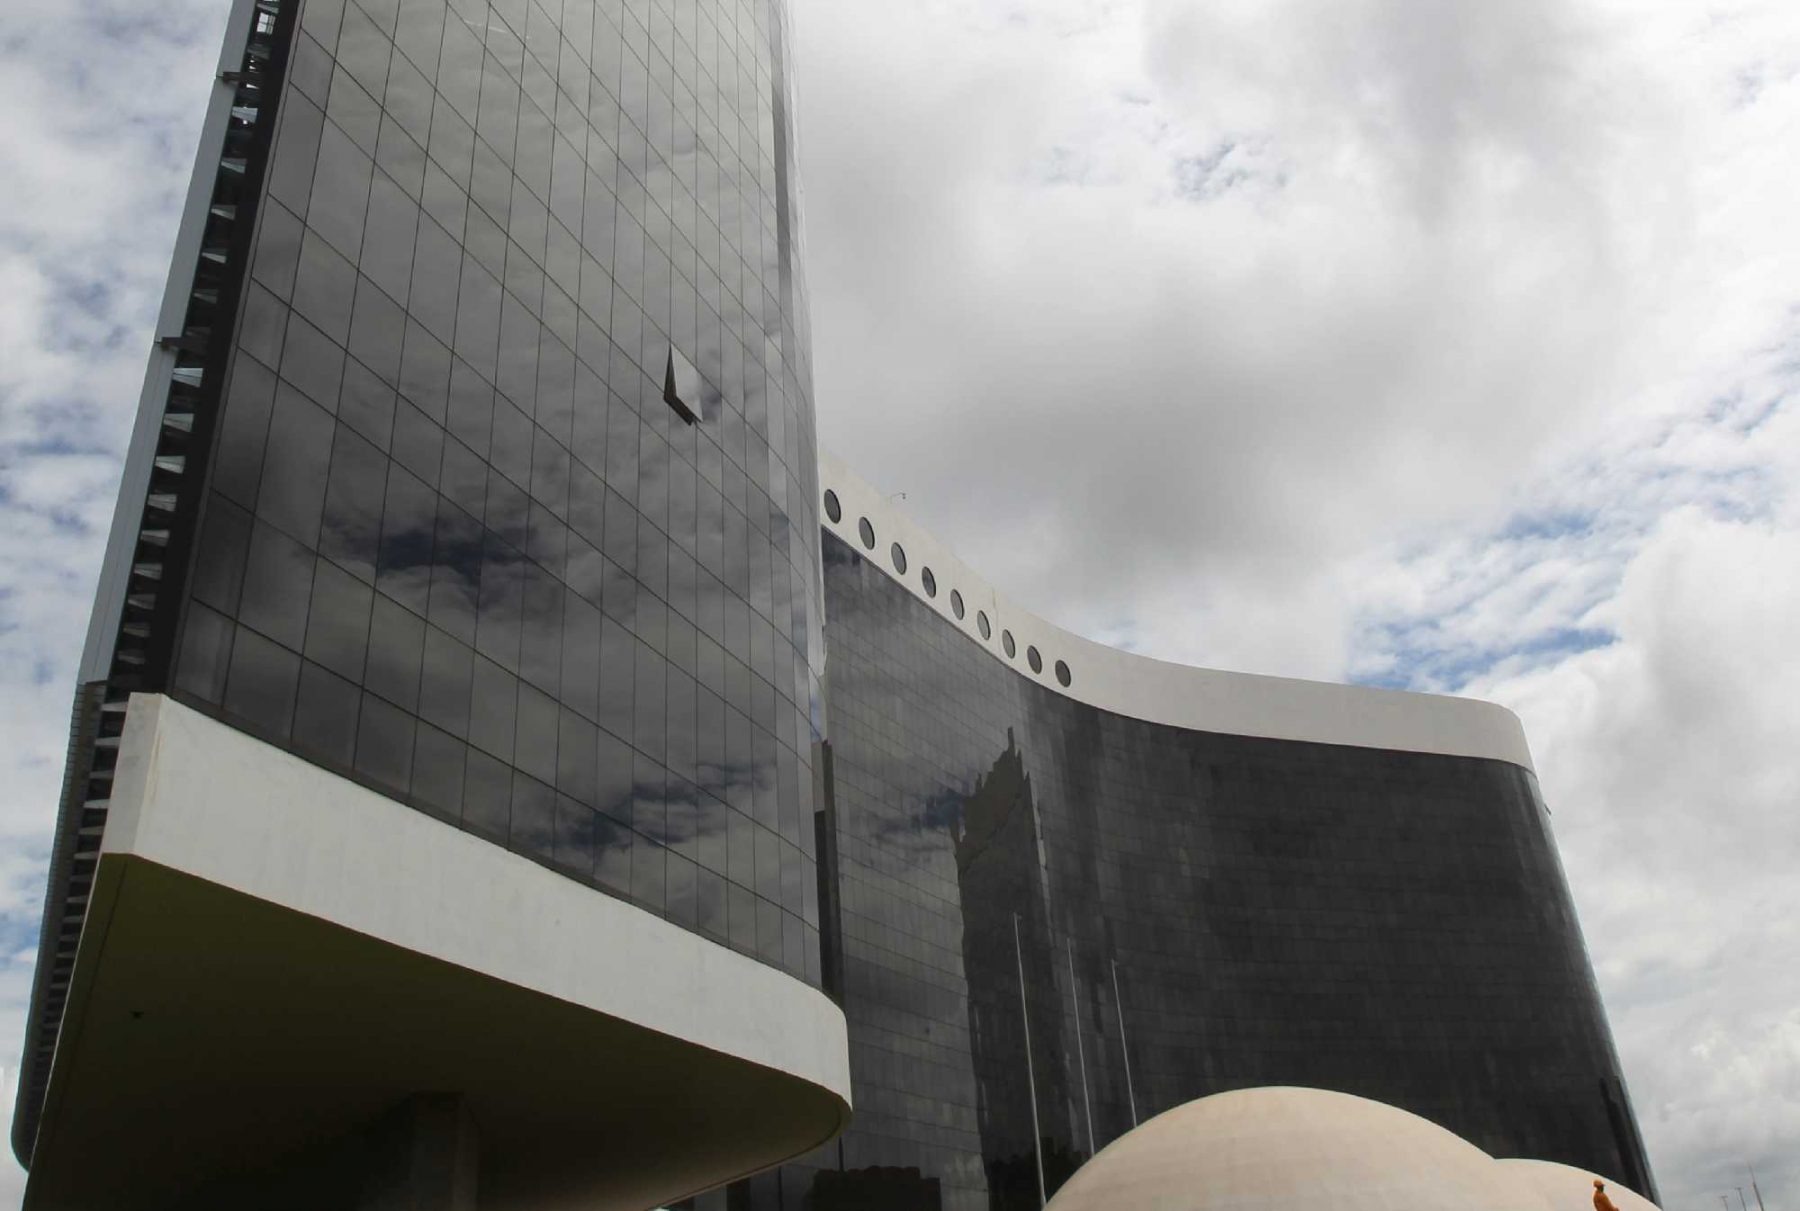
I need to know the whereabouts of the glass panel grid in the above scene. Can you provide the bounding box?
[174,0,823,985]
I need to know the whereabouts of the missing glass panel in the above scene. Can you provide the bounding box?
[663,345,701,426]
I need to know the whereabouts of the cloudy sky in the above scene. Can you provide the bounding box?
[0,0,1795,1206]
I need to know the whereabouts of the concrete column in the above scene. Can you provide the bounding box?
[358,1094,481,1211]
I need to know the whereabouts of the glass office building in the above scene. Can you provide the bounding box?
[754,464,1657,1210]
[13,0,1655,1207]
[15,0,849,1206]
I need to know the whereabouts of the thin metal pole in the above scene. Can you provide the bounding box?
[1067,938,1095,1155]
[1111,959,1138,1127]
[1749,1164,1768,1211]
[1015,915,1046,1210]
[1737,1188,1750,1211]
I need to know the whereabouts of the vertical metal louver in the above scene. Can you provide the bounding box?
[13,0,296,1166]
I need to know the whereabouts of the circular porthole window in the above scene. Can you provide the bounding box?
[1028,646,1043,674]
[823,489,841,524]
[1055,660,1072,687]
[921,567,938,598]
[951,590,965,620]
[1002,630,1016,659]
[858,517,876,550]
[891,543,908,575]
[978,612,992,641]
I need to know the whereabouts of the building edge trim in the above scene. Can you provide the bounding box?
[16,0,282,1165]
[818,450,1534,771]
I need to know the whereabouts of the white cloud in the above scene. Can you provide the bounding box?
[797,0,1800,675]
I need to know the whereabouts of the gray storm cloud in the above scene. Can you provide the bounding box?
[794,0,1706,678]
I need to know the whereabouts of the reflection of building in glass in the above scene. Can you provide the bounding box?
[12,0,1654,1205]
[953,735,1077,1211]
[806,1165,943,1211]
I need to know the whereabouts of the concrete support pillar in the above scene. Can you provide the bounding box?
[358,1094,481,1211]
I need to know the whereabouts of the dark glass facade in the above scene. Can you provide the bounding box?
[733,532,1656,1211]
[168,0,824,982]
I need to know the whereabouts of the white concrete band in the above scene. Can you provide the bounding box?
[102,694,853,1106]
[820,450,1534,771]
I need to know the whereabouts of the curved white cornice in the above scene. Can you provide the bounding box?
[27,694,850,1208]
[102,695,854,1105]
[819,451,1535,772]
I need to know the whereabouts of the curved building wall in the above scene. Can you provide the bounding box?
[760,505,1655,1210]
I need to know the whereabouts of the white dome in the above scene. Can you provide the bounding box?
[1046,1087,1557,1211]
[1499,1159,1662,1211]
